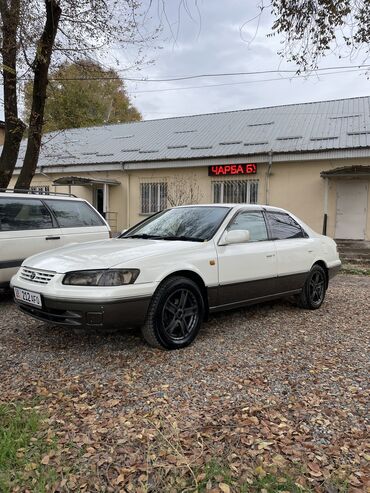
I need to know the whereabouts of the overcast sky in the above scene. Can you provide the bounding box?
[119,0,370,120]
[1,1,369,123]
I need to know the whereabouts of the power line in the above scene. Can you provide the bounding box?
[0,64,369,85]
[129,68,368,94]
[70,63,370,81]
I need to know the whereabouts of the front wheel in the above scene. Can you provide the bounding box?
[298,264,327,309]
[141,276,205,350]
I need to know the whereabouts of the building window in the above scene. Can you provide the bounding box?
[213,180,258,204]
[30,185,50,195]
[140,182,167,214]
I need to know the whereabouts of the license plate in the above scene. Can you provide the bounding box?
[14,287,42,308]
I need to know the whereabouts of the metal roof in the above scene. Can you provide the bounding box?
[14,96,370,169]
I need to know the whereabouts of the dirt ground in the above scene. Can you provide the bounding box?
[0,274,369,492]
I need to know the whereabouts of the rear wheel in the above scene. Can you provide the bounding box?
[298,264,327,309]
[141,276,204,349]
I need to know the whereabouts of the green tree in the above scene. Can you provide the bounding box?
[0,0,153,191]
[23,61,142,133]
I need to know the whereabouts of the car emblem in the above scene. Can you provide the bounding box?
[30,272,36,280]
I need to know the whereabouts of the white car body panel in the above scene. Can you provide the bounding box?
[10,204,341,334]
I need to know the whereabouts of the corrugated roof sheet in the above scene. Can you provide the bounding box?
[14,95,370,169]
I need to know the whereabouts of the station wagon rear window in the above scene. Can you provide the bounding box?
[46,200,105,228]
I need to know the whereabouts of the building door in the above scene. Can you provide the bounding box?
[335,181,368,239]
[94,187,105,218]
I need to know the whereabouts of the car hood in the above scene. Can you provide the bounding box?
[22,238,205,273]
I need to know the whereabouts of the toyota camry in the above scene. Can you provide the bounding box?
[11,204,341,350]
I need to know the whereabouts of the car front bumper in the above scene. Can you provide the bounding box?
[15,295,151,330]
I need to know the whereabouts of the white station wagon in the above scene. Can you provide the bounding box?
[11,204,341,350]
[0,191,111,287]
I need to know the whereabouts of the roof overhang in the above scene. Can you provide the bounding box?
[53,176,120,186]
[320,165,370,178]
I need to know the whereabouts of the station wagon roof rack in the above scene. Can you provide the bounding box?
[0,188,77,197]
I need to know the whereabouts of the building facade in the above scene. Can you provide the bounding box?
[9,96,370,240]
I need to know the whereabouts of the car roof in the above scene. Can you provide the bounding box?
[174,203,289,213]
[0,192,84,201]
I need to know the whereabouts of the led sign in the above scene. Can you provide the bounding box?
[208,163,257,176]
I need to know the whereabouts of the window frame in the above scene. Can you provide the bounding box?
[30,185,50,195]
[226,209,270,242]
[264,211,309,240]
[140,181,168,215]
[212,179,259,204]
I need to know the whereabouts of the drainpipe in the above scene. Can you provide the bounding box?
[103,182,108,216]
[265,151,273,205]
[323,177,328,235]
[126,169,131,229]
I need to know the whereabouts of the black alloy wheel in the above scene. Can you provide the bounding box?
[309,270,325,306]
[141,276,204,349]
[298,264,327,309]
[161,288,199,342]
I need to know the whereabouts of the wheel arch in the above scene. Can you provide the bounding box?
[158,270,209,319]
[312,260,329,288]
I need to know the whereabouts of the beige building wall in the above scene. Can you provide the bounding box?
[268,157,370,239]
[7,155,370,239]
[0,125,4,146]
[126,164,267,227]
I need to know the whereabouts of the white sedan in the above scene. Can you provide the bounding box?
[11,204,341,350]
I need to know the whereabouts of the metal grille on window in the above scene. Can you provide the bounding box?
[212,180,258,204]
[141,182,167,214]
[30,185,50,195]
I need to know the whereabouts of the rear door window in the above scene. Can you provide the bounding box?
[267,212,306,239]
[0,198,54,231]
[46,199,105,228]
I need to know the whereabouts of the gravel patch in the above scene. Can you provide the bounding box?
[0,275,369,491]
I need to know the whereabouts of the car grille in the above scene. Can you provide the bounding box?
[19,267,56,285]
[18,303,82,326]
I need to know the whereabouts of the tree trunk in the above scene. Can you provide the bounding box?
[15,0,61,191]
[0,0,26,189]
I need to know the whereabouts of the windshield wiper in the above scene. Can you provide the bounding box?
[161,235,205,242]
[122,234,164,239]
[122,234,205,242]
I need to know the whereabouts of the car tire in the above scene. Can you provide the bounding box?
[141,276,205,350]
[298,264,327,310]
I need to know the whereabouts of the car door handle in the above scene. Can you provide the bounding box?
[266,254,275,258]
[45,236,60,240]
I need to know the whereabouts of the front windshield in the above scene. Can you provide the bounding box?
[120,206,231,241]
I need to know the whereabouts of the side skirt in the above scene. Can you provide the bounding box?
[209,288,302,313]
[208,271,308,313]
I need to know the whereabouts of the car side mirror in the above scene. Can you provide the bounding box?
[219,229,250,245]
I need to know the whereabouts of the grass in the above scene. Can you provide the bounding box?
[0,402,57,493]
[341,263,370,276]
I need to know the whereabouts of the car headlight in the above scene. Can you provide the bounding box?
[63,269,140,286]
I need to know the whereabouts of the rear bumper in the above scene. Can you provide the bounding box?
[328,263,341,280]
[15,295,151,330]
